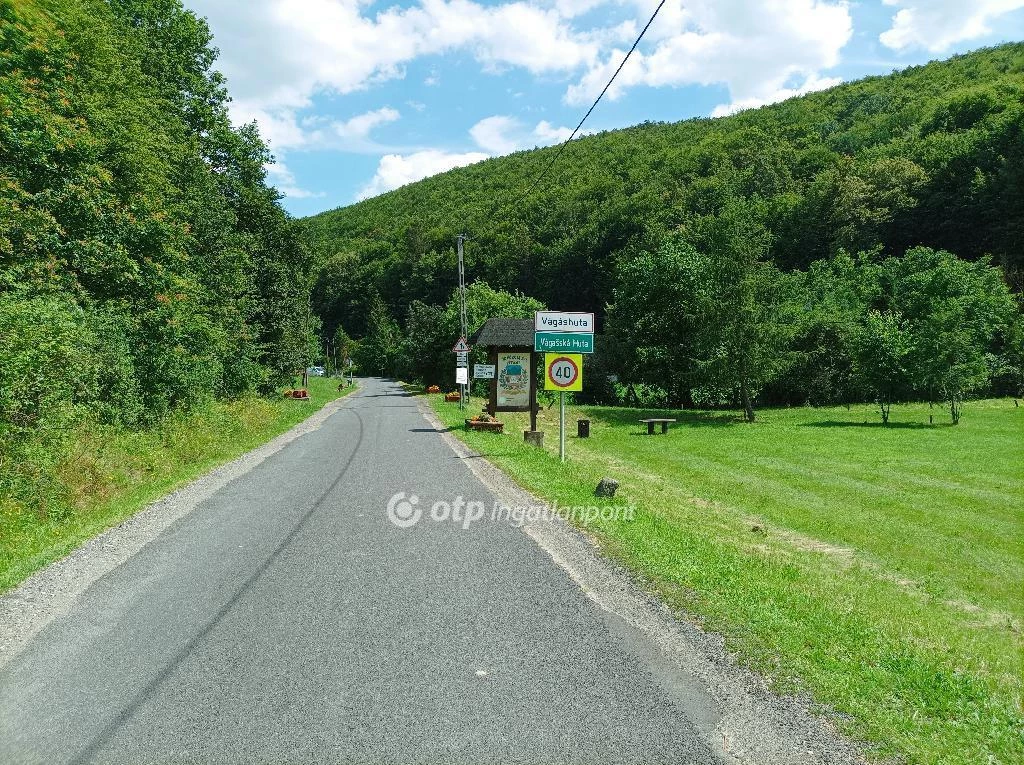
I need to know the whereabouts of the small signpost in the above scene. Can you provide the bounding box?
[534,311,595,355]
[536,310,594,463]
[452,337,471,409]
[473,363,496,379]
[544,353,584,462]
[534,332,594,354]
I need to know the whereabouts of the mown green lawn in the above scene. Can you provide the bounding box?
[0,378,355,594]
[430,394,1024,765]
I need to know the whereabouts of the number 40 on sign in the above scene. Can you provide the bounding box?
[544,353,583,392]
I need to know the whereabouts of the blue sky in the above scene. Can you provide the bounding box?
[182,0,1024,218]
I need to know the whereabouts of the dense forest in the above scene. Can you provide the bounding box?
[304,43,1024,420]
[1,0,317,510]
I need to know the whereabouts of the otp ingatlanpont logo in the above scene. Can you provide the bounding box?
[386,492,421,528]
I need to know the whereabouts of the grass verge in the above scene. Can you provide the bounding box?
[428,394,1023,765]
[0,378,355,594]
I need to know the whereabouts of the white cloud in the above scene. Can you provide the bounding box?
[357,150,489,199]
[188,0,859,155]
[565,0,852,115]
[359,114,580,200]
[333,107,401,140]
[533,120,574,144]
[258,105,401,199]
[265,162,324,199]
[469,116,582,154]
[249,106,401,153]
[552,0,611,18]
[711,74,843,117]
[187,0,603,142]
[470,116,523,154]
[879,0,1024,53]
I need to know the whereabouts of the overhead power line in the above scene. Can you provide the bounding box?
[510,0,669,207]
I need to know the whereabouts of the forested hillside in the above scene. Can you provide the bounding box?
[305,43,1024,417]
[1,0,316,512]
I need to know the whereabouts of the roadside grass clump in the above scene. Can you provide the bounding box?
[428,394,1024,765]
[0,378,354,593]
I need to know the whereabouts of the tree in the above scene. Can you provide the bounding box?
[455,281,544,338]
[403,301,455,386]
[399,282,543,386]
[694,203,799,421]
[1003,317,1024,398]
[333,325,355,372]
[353,293,403,377]
[853,310,915,424]
[607,237,708,408]
[882,248,1017,423]
[610,204,799,420]
[774,252,865,406]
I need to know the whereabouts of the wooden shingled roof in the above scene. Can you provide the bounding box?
[469,318,534,348]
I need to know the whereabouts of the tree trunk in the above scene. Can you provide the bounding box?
[880,399,890,424]
[740,378,755,422]
[950,395,961,425]
[626,384,639,407]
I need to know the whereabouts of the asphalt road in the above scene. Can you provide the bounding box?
[0,378,855,764]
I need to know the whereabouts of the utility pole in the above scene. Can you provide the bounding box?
[457,234,468,411]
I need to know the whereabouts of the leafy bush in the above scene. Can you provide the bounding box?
[0,294,93,514]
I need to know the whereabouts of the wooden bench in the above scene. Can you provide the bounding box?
[639,418,676,434]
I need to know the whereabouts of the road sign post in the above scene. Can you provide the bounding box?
[559,392,566,462]
[544,353,583,463]
[535,312,593,462]
[453,337,471,410]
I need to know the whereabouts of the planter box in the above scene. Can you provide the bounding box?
[444,393,461,402]
[466,419,504,433]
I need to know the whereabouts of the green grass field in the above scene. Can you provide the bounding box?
[431,395,1024,765]
[0,378,355,594]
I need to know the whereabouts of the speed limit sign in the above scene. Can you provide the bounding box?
[544,353,583,392]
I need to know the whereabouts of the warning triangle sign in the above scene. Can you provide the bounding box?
[452,337,471,353]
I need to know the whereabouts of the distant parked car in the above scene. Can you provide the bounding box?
[307,366,325,377]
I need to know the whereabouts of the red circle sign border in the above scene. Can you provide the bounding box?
[547,356,580,388]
